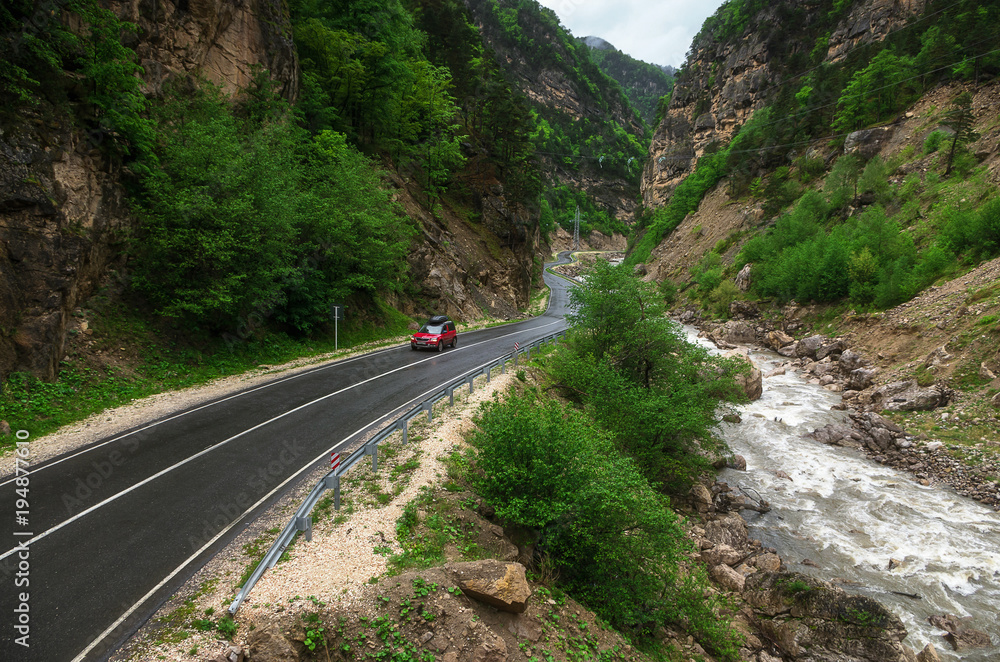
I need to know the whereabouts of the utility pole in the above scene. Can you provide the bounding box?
[573,205,580,251]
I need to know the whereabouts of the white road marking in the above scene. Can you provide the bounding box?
[67,336,564,661]
[0,321,559,487]
[0,320,563,561]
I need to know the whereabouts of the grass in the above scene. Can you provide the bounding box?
[0,301,418,445]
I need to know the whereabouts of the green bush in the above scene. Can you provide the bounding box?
[470,393,740,658]
[923,130,947,154]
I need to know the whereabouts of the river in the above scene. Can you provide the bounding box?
[687,329,1000,660]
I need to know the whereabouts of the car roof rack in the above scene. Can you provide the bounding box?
[428,315,449,324]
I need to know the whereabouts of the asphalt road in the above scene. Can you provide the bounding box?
[0,253,575,661]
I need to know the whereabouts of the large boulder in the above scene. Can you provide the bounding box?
[745,573,911,662]
[848,367,878,391]
[729,300,760,319]
[839,349,868,372]
[704,513,749,549]
[445,560,531,613]
[928,614,993,652]
[873,381,953,412]
[808,423,854,445]
[710,320,758,347]
[735,263,753,292]
[816,339,845,361]
[709,564,745,592]
[726,352,764,401]
[795,335,827,359]
[765,330,795,351]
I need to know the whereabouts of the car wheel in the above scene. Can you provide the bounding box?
[452,336,458,348]
[436,341,443,352]
[411,344,417,351]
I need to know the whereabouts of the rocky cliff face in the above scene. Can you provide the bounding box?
[0,119,130,380]
[1,0,297,382]
[109,0,298,100]
[464,0,645,224]
[642,0,925,208]
[391,173,540,322]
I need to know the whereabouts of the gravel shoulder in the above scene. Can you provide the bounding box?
[110,367,515,662]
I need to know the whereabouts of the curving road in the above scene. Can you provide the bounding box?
[0,253,575,661]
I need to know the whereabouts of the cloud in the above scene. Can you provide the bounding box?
[536,0,726,67]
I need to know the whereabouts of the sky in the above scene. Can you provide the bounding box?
[535,0,729,68]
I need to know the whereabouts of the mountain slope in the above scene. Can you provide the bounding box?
[582,38,675,127]
[464,0,647,228]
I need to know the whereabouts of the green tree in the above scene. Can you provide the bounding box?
[834,50,912,131]
[942,91,978,176]
[552,261,745,488]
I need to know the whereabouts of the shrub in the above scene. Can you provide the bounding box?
[923,130,947,154]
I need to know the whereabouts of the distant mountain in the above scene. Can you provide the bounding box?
[581,35,615,51]
[580,38,675,128]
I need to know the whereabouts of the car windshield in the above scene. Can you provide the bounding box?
[419,324,445,334]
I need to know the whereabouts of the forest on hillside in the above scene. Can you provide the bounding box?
[632,0,1000,321]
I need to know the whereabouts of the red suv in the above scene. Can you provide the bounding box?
[410,316,458,352]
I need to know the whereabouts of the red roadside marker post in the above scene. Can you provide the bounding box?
[329,452,342,509]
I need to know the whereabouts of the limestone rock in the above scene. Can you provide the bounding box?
[745,572,911,661]
[844,126,896,159]
[839,349,868,372]
[729,300,760,319]
[816,339,845,360]
[705,513,749,549]
[927,613,993,652]
[946,628,992,651]
[808,423,853,445]
[248,624,299,662]
[735,263,753,292]
[753,553,782,573]
[795,335,827,359]
[691,483,713,506]
[445,560,531,613]
[765,330,794,351]
[710,320,758,347]
[709,563,745,592]
[848,367,878,391]
[916,643,941,662]
[701,543,744,567]
[777,342,799,357]
[874,381,953,411]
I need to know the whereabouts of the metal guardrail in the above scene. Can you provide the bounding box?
[228,329,567,614]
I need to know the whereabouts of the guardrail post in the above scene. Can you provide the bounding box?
[398,418,408,445]
[423,400,434,422]
[366,442,378,472]
[484,367,491,384]
[447,386,455,406]
[324,474,341,510]
[467,375,475,393]
[501,359,506,375]
[295,515,313,543]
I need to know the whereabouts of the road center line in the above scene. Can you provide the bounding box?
[0,320,559,488]
[68,348,548,661]
[0,320,562,561]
